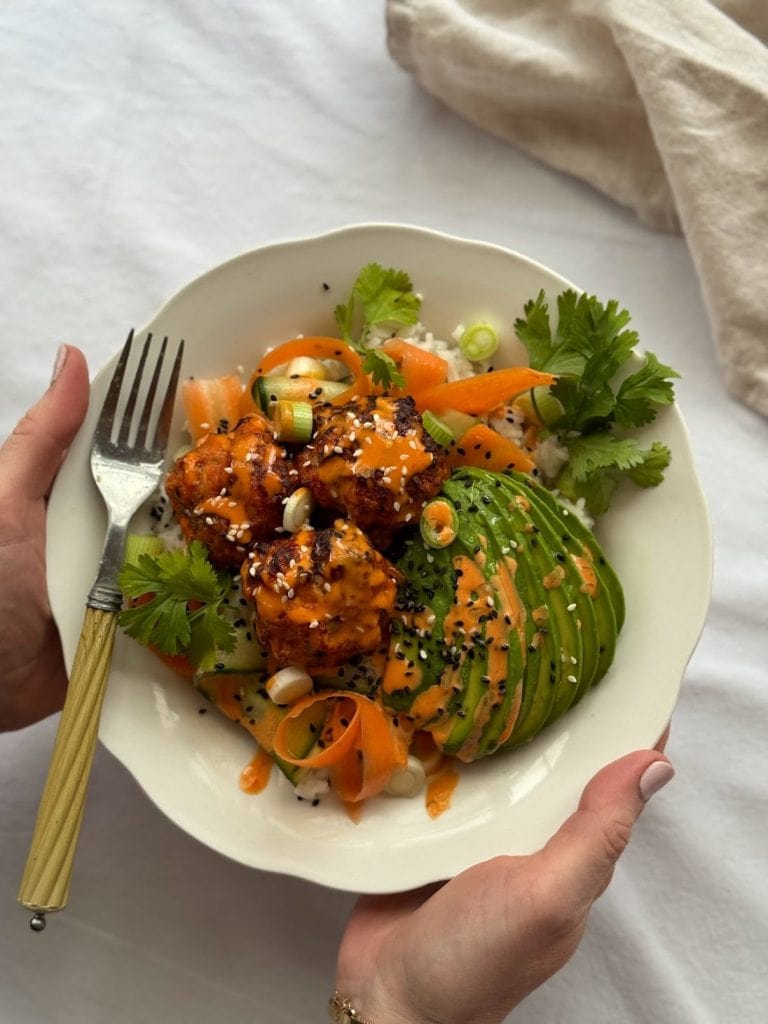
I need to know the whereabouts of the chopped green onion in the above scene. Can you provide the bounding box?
[124,533,165,568]
[282,487,314,532]
[421,410,454,447]
[270,400,314,442]
[420,499,459,549]
[459,322,500,361]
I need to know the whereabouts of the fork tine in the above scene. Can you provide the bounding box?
[134,336,168,451]
[117,333,152,447]
[93,328,134,445]
[151,338,185,458]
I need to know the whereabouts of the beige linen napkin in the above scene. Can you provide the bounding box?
[387,0,768,417]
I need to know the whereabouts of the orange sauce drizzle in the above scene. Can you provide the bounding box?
[239,746,274,794]
[426,767,460,819]
[571,554,598,597]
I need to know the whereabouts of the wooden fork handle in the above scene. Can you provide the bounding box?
[18,607,117,914]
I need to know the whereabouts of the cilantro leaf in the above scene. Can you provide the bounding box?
[118,540,236,669]
[515,288,679,514]
[555,434,673,515]
[563,433,648,483]
[363,349,406,389]
[334,263,420,389]
[627,441,672,487]
[514,290,637,378]
[614,353,679,428]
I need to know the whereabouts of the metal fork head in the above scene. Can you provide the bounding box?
[93,329,184,463]
[87,330,184,612]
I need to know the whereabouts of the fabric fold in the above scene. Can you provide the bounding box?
[386,0,768,417]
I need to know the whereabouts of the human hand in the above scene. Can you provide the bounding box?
[335,747,674,1024]
[0,346,89,731]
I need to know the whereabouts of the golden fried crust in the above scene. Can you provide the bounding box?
[297,395,449,548]
[241,519,398,671]
[165,414,295,567]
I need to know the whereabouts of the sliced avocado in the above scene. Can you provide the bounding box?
[390,466,624,760]
[509,473,623,688]
[522,474,625,630]
[383,537,456,718]
[468,486,556,754]
[498,475,600,721]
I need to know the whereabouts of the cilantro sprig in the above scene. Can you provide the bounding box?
[515,290,679,515]
[335,263,422,389]
[118,540,236,672]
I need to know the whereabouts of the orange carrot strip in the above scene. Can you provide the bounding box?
[273,693,360,769]
[182,375,245,442]
[272,691,407,802]
[251,337,368,406]
[450,423,536,474]
[335,697,408,803]
[412,367,556,415]
[382,338,448,394]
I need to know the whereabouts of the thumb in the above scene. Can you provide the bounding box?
[1,345,90,501]
[537,750,675,919]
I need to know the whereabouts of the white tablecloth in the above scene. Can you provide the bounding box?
[1,3,765,1022]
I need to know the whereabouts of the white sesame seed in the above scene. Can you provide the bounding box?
[405,513,412,522]
[567,603,577,612]
[570,656,578,665]
[567,674,578,683]
[419,649,427,660]
[204,516,214,525]
[393,501,400,511]
[309,620,319,629]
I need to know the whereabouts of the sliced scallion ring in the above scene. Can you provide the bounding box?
[283,487,314,533]
[420,499,459,549]
[270,400,314,442]
[421,410,455,448]
[459,321,500,361]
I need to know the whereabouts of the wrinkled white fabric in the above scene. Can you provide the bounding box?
[387,0,768,416]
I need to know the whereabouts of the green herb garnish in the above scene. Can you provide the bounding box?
[118,540,236,672]
[515,290,679,515]
[335,263,421,389]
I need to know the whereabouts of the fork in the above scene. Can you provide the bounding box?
[18,329,184,927]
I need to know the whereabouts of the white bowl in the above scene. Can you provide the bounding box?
[47,224,712,893]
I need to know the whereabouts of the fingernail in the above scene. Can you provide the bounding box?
[639,761,675,802]
[50,345,68,387]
